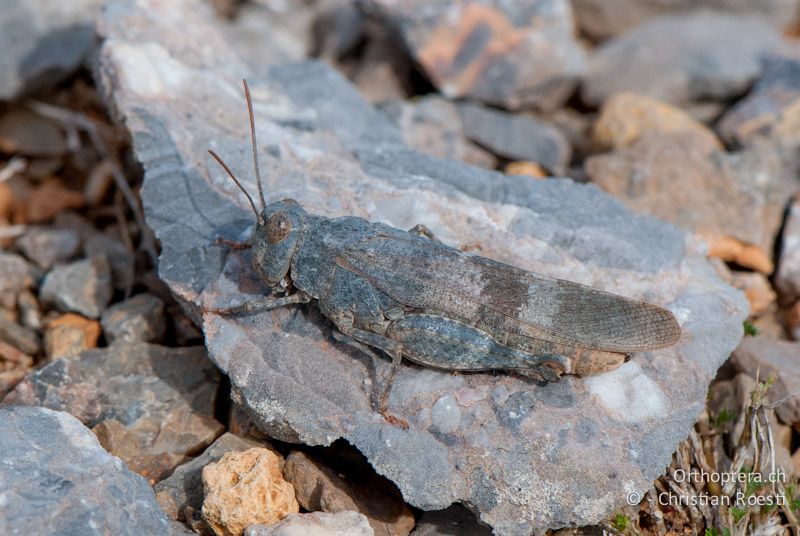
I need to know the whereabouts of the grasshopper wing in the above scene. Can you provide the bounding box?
[339,231,680,353]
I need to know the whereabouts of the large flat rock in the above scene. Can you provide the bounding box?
[95,0,748,534]
[0,405,170,535]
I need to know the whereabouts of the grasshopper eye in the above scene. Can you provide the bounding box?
[266,212,292,244]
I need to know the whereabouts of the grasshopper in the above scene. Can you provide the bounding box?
[208,80,682,426]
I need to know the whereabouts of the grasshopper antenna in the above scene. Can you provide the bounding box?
[208,149,261,223]
[242,79,267,212]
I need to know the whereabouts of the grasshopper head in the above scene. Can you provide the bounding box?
[252,198,306,288]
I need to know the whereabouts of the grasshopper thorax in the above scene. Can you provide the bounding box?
[252,198,306,288]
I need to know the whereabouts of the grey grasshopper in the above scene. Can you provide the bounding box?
[208,80,682,425]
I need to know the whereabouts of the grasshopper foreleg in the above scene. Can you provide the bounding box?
[214,237,251,250]
[210,291,310,315]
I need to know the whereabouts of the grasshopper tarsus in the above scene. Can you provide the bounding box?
[408,223,439,242]
[382,411,410,429]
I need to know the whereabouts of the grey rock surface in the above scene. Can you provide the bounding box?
[583,10,785,107]
[3,341,223,482]
[572,0,800,39]
[457,102,571,174]
[0,0,103,99]
[39,255,113,319]
[155,432,269,521]
[0,405,170,535]
[95,0,748,533]
[101,292,166,343]
[246,511,374,536]
[361,0,585,111]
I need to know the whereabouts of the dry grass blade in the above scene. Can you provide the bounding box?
[605,377,799,536]
[24,100,158,268]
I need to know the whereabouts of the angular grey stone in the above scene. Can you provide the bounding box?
[457,102,571,174]
[84,232,135,292]
[16,226,81,270]
[583,10,785,107]
[246,511,374,536]
[95,1,748,534]
[101,292,166,343]
[718,52,800,148]
[0,405,170,535]
[572,0,800,39]
[3,342,224,482]
[0,0,103,99]
[155,432,268,520]
[39,255,113,319]
[412,505,492,536]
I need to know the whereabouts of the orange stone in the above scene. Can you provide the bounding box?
[504,161,547,178]
[44,313,101,359]
[202,448,299,536]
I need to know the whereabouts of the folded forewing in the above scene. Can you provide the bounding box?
[339,232,680,352]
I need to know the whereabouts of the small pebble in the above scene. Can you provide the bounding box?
[0,251,34,308]
[729,271,776,316]
[503,161,546,178]
[202,448,299,536]
[0,315,40,355]
[25,179,86,223]
[0,109,66,157]
[245,511,374,536]
[44,313,101,360]
[40,255,113,319]
[16,226,81,270]
[101,293,166,343]
[84,233,134,292]
[17,289,42,331]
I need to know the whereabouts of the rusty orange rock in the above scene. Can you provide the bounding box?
[202,447,299,536]
[593,92,722,152]
[44,313,101,360]
[705,235,774,275]
[365,0,585,110]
